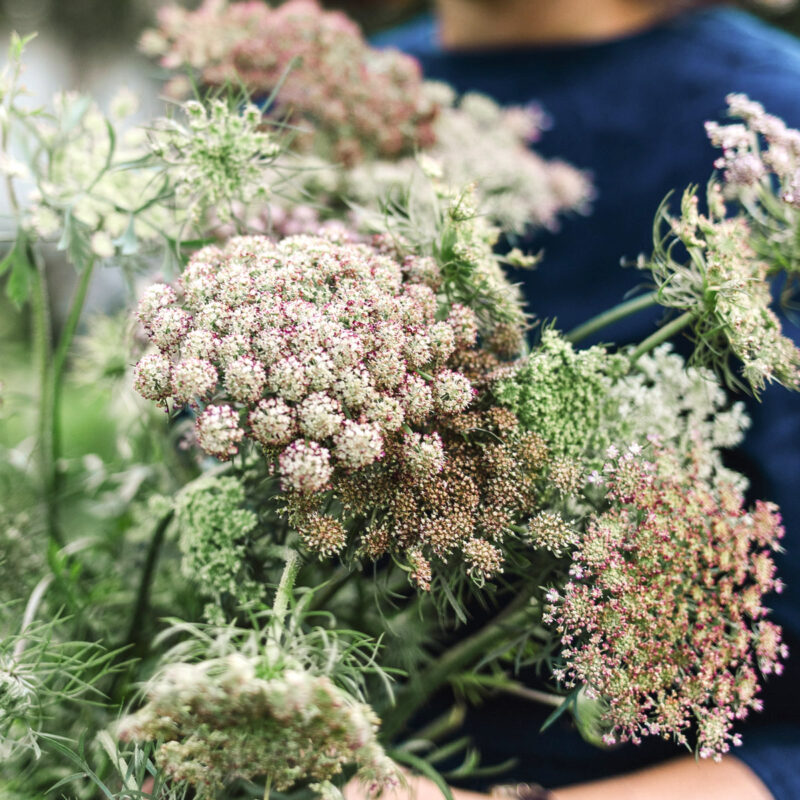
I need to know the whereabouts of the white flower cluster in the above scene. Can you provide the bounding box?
[603,344,750,490]
[149,99,281,224]
[118,653,400,798]
[650,186,800,394]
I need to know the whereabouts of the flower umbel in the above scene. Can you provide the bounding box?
[546,447,787,759]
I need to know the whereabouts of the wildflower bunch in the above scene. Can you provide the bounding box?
[142,0,437,165]
[545,446,787,760]
[133,231,536,584]
[649,184,800,394]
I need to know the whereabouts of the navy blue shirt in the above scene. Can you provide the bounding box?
[376,7,800,797]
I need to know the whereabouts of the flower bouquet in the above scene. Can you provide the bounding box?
[0,4,798,798]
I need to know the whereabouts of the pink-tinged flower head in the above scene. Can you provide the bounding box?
[137,283,177,328]
[433,369,476,414]
[195,404,244,460]
[279,440,332,493]
[224,356,266,403]
[546,446,787,758]
[172,358,218,404]
[133,233,531,584]
[133,352,172,401]
[334,420,384,470]
[401,432,445,480]
[141,0,439,164]
[248,397,296,448]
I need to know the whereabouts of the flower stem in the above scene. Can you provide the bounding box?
[500,681,564,708]
[565,291,658,344]
[380,592,538,740]
[107,509,174,704]
[263,775,272,800]
[629,311,694,364]
[124,509,175,654]
[50,258,96,485]
[273,550,300,627]
[30,254,61,545]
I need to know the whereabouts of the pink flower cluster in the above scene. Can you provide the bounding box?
[142,0,437,165]
[134,232,475,464]
[545,446,787,760]
[706,93,800,203]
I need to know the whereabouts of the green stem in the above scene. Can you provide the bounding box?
[500,681,563,709]
[629,311,694,364]
[108,510,174,704]
[272,550,301,627]
[381,592,537,740]
[565,292,658,344]
[30,255,61,545]
[50,258,96,483]
[124,509,174,653]
[263,775,272,800]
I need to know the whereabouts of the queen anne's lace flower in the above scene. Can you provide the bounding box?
[545,447,787,760]
[118,654,400,798]
[142,0,437,165]
[133,232,533,584]
[650,186,800,394]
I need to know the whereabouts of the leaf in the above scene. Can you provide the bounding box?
[539,685,581,734]
[9,30,36,62]
[1,231,32,308]
[113,214,139,256]
[438,577,467,625]
[60,95,92,136]
[39,732,117,800]
[57,208,93,270]
[389,749,455,800]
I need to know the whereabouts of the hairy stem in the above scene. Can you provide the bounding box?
[273,550,301,626]
[381,592,538,740]
[565,291,657,344]
[629,310,694,363]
